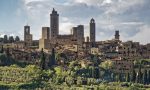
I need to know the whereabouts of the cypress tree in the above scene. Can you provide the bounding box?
[0,45,4,53]
[118,73,122,82]
[126,73,130,82]
[143,69,147,84]
[49,48,56,67]
[6,47,10,57]
[51,48,55,65]
[148,70,150,84]
[111,73,115,81]
[131,69,136,83]
[137,65,142,83]
[40,48,46,70]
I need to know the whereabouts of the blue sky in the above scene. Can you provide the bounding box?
[0,0,150,44]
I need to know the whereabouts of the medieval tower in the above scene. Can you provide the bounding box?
[50,8,59,39]
[115,30,120,40]
[24,25,32,47]
[90,18,95,43]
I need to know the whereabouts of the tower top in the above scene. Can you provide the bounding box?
[115,30,120,40]
[53,8,55,11]
[115,30,119,36]
[90,18,95,23]
[52,8,58,14]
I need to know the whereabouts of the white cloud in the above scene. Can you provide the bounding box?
[129,25,150,44]
[19,0,150,44]
[59,22,74,34]
[105,0,144,15]
[101,0,113,5]
[24,0,46,4]
[74,0,103,6]
[0,34,5,38]
[120,22,144,25]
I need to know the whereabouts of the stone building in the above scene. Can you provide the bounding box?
[24,25,32,47]
[114,30,120,40]
[39,27,50,50]
[39,8,85,51]
[90,18,96,46]
[112,58,134,73]
[50,8,59,39]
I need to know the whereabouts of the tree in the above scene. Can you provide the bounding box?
[99,60,113,70]
[50,48,56,67]
[0,45,4,53]
[3,35,8,43]
[131,69,136,83]
[89,66,95,78]
[143,69,147,84]
[126,73,130,82]
[54,66,62,76]
[77,77,82,86]
[148,70,150,84]
[6,47,10,57]
[137,65,142,83]
[118,73,122,82]
[15,36,20,42]
[40,48,46,70]
[9,36,14,43]
[69,60,78,69]
[65,76,74,86]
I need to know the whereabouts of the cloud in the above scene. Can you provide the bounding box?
[129,25,150,44]
[19,0,150,44]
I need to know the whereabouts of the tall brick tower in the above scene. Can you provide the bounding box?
[90,18,96,47]
[50,8,59,39]
[115,30,120,40]
[24,25,32,47]
[90,18,95,43]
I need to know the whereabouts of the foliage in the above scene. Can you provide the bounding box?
[0,54,29,67]
[99,60,113,70]
[49,48,56,67]
[40,48,46,70]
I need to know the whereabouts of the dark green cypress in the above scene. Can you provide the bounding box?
[131,69,136,83]
[148,70,150,84]
[0,45,4,53]
[40,48,46,70]
[137,66,142,83]
[118,73,122,82]
[6,47,10,57]
[143,69,147,84]
[126,73,130,82]
[51,48,55,65]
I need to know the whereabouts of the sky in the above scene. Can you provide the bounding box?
[0,0,150,44]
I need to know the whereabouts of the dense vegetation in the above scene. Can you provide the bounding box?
[0,48,149,90]
[0,65,149,90]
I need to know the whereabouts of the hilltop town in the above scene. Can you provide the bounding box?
[0,8,149,89]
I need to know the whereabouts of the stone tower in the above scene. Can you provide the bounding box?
[24,25,32,47]
[39,27,50,50]
[90,18,95,43]
[50,8,59,39]
[115,30,120,40]
[42,27,50,40]
[24,25,30,38]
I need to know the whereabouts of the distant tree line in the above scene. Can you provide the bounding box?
[0,35,20,43]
